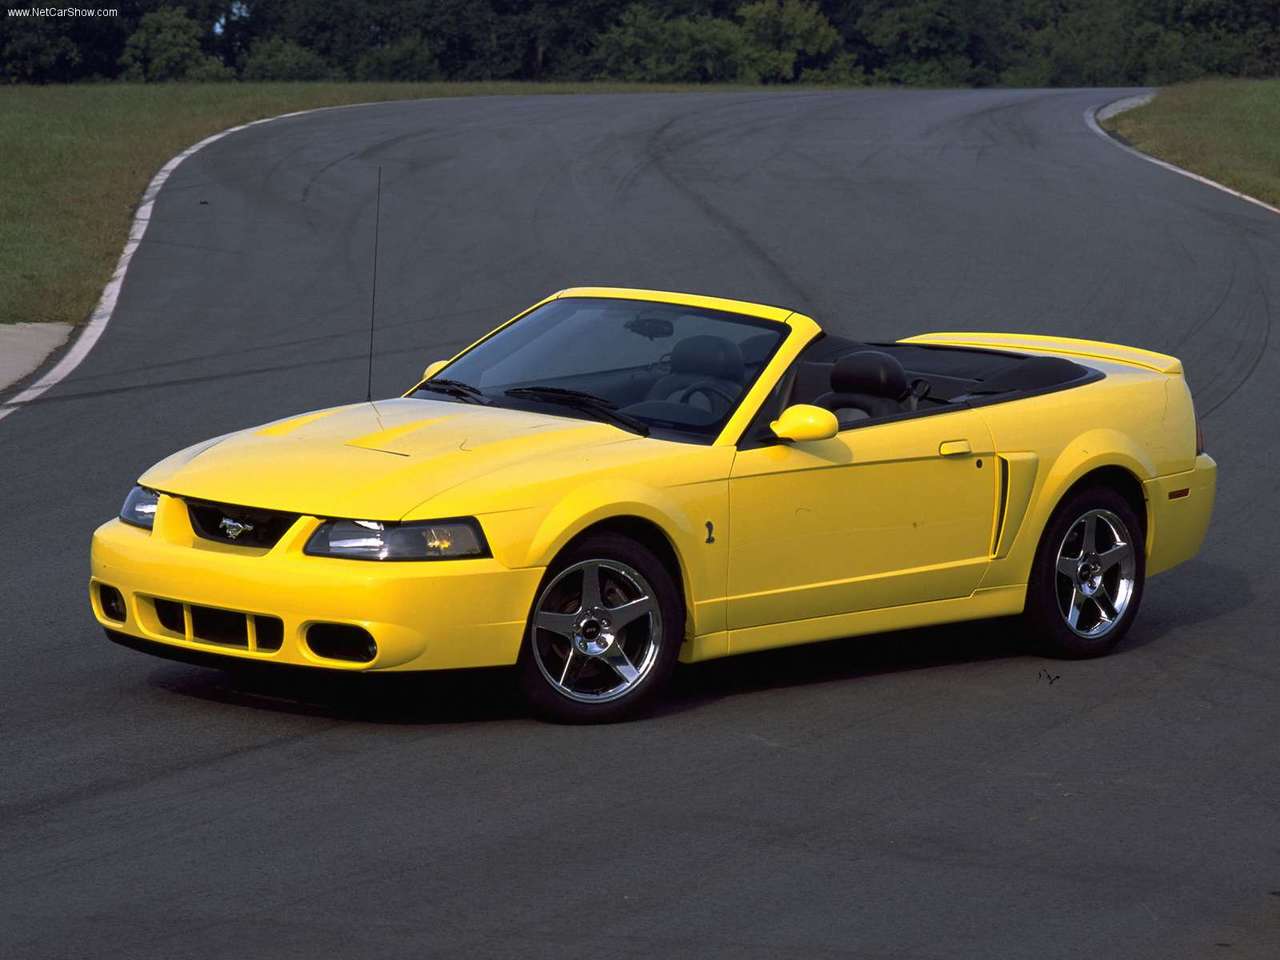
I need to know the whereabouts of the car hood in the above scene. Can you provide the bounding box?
[140,398,638,519]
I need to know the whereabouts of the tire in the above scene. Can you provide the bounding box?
[517,532,684,723]
[1023,484,1146,659]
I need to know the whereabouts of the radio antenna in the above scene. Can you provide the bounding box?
[365,165,383,403]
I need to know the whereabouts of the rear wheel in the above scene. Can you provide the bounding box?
[1024,485,1145,658]
[518,532,683,723]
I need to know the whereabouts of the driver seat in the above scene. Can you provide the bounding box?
[645,335,745,413]
[813,350,909,422]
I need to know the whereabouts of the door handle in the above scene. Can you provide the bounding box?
[939,439,972,456]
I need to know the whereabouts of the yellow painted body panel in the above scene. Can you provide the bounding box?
[1144,454,1217,577]
[91,292,1216,673]
[726,408,997,643]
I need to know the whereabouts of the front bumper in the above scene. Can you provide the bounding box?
[90,499,543,672]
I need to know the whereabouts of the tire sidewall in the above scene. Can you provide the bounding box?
[1026,485,1146,659]
[517,532,685,723]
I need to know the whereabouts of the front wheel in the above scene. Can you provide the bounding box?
[1024,486,1145,658]
[518,533,684,723]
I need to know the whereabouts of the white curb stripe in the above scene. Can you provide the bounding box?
[0,101,397,425]
[1085,95,1280,218]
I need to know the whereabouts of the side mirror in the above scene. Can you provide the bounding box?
[421,359,449,380]
[770,404,839,443]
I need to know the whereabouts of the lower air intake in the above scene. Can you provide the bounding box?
[306,623,377,663]
[154,598,184,634]
[254,616,284,652]
[190,605,249,647]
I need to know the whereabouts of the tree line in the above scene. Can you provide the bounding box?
[3,1,1277,87]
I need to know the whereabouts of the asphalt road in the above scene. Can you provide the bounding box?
[2,89,1278,959]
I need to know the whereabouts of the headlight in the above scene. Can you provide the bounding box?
[119,486,159,529]
[304,518,489,561]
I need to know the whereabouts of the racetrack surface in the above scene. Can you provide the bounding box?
[2,89,1278,958]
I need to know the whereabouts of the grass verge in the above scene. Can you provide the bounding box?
[0,81,740,327]
[1103,78,1280,209]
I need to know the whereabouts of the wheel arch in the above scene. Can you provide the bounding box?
[1056,464,1148,535]
[528,504,697,638]
[1019,460,1149,657]
[561,516,689,622]
[1021,454,1151,592]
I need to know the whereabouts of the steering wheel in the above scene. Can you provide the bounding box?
[677,380,739,410]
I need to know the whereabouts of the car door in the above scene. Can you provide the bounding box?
[726,409,998,639]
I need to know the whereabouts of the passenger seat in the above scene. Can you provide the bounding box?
[813,351,911,422]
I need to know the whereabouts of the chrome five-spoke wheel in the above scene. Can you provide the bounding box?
[530,558,663,704]
[1054,508,1136,639]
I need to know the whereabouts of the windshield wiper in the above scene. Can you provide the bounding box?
[504,386,649,436]
[416,378,491,404]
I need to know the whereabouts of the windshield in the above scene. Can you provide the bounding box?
[411,297,787,442]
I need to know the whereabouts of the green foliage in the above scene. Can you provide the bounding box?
[802,51,868,84]
[118,7,221,83]
[185,55,237,83]
[739,0,840,82]
[355,34,441,82]
[595,5,761,83]
[2,23,82,84]
[672,16,760,83]
[242,37,332,82]
[2,0,1278,87]
[857,0,978,86]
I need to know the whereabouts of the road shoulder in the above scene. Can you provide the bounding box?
[0,323,72,394]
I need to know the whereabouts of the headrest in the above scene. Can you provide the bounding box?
[671,335,745,383]
[738,332,779,365]
[830,351,908,399]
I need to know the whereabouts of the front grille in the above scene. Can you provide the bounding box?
[186,499,299,549]
[148,596,285,653]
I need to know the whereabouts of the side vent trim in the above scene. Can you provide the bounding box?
[994,452,1040,559]
[992,457,1010,555]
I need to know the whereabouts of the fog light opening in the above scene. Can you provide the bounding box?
[306,623,377,663]
[98,584,126,623]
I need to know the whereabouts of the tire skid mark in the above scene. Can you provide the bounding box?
[0,723,346,830]
[1197,235,1274,417]
[630,96,831,312]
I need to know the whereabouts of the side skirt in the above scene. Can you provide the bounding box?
[724,585,1027,656]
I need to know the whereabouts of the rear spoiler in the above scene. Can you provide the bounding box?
[899,332,1183,375]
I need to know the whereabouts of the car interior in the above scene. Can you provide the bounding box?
[742,333,1099,440]
[419,298,1098,443]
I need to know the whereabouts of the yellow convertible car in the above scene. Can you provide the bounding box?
[91,288,1216,721]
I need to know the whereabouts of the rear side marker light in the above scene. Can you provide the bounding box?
[1169,488,1190,500]
[306,624,377,663]
[98,584,126,622]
